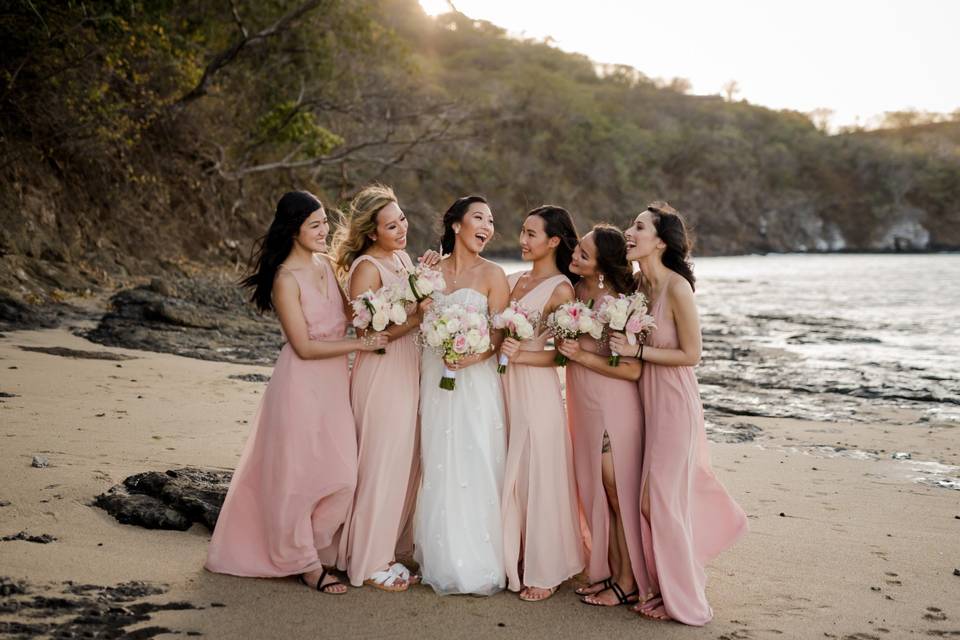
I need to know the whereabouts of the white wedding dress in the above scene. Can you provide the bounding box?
[414,287,507,596]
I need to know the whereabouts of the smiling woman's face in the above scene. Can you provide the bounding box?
[295,207,329,253]
[455,202,494,253]
[371,201,408,251]
[568,232,597,277]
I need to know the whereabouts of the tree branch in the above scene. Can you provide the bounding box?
[174,0,325,108]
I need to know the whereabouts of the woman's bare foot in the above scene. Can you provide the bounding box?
[574,577,612,596]
[300,567,347,594]
[581,582,639,607]
[519,586,557,602]
[634,596,671,620]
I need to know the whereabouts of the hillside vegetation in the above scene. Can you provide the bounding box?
[2,0,958,309]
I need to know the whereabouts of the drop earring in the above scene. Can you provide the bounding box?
[598,273,605,289]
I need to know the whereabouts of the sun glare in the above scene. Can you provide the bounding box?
[419,0,450,17]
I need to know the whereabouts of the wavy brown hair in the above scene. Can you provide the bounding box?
[331,184,398,278]
[590,224,634,295]
[647,200,696,291]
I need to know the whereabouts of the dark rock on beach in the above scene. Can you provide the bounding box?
[84,276,283,365]
[228,373,271,383]
[1,532,57,544]
[0,578,196,638]
[95,467,232,531]
[18,345,136,361]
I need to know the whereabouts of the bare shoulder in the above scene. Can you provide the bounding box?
[553,280,576,301]
[481,259,509,282]
[666,273,695,303]
[352,257,379,276]
[272,268,300,300]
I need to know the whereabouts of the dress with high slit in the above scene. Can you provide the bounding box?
[566,325,649,594]
[638,288,748,625]
[501,273,585,592]
[206,257,357,577]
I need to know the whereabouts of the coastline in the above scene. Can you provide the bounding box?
[1,328,958,638]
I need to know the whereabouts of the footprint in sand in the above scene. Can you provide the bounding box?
[924,607,948,622]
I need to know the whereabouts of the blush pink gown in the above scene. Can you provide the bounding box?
[566,327,650,596]
[501,273,585,592]
[205,258,357,577]
[638,289,748,625]
[337,252,421,586]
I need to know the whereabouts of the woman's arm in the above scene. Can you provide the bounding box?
[638,279,701,367]
[348,259,420,340]
[556,337,642,381]
[502,281,573,368]
[445,264,510,369]
[274,271,387,359]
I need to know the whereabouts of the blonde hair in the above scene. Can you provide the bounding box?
[332,184,398,278]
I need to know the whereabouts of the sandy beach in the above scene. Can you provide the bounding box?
[1,328,958,639]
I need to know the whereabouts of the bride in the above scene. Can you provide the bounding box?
[414,195,510,596]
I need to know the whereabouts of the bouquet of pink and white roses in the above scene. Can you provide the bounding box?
[406,264,446,302]
[351,283,411,354]
[546,300,603,366]
[421,302,491,390]
[491,300,539,374]
[596,292,657,366]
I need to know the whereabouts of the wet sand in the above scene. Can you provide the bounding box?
[1,329,958,639]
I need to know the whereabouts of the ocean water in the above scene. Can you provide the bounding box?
[498,254,960,423]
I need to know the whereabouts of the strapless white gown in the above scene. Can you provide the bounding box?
[414,287,507,596]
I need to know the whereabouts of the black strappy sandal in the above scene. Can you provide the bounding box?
[574,577,613,596]
[299,568,346,595]
[581,582,639,607]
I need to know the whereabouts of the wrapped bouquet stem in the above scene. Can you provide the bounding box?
[421,302,491,390]
[491,300,539,374]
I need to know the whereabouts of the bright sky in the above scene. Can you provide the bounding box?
[419,0,960,129]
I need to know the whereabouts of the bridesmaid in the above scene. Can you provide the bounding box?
[333,184,423,591]
[556,225,650,608]
[612,201,748,624]
[206,191,387,593]
[498,206,585,602]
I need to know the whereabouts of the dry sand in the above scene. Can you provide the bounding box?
[1,328,958,639]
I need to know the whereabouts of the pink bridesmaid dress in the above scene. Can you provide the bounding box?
[501,273,585,592]
[565,324,650,596]
[205,258,357,577]
[337,252,421,586]
[638,291,748,625]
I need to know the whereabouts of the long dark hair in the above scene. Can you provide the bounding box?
[242,191,323,312]
[527,205,580,285]
[648,201,696,292]
[590,224,634,295]
[440,195,488,254]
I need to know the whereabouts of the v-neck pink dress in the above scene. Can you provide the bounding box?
[638,287,748,625]
[565,302,650,595]
[206,257,357,576]
[501,272,585,591]
[337,252,421,585]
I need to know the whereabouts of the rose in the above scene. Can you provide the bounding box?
[445,318,461,334]
[452,334,469,354]
[625,315,643,335]
[389,302,407,325]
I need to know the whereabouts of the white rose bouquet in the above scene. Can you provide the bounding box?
[406,264,446,302]
[351,284,409,354]
[546,300,602,366]
[596,292,657,366]
[421,301,491,390]
[491,300,539,374]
